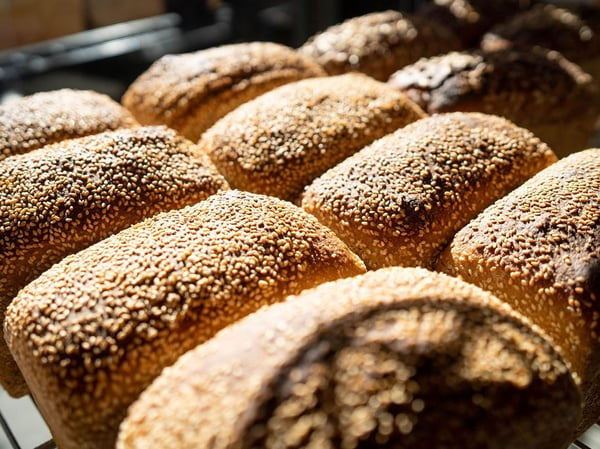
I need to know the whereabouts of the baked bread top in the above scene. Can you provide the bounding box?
[117,267,580,449]
[122,42,326,141]
[388,47,598,128]
[298,10,462,81]
[481,3,600,63]
[0,89,137,160]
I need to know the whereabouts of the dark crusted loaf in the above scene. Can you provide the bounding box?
[117,267,580,449]
[437,148,600,433]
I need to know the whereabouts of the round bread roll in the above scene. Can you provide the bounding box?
[480,3,600,89]
[388,47,600,158]
[417,0,533,47]
[0,89,137,160]
[116,267,580,449]
[0,125,229,397]
[436,148,600,433]
[297,10,462,81]
[302,112,556,270]
[5,190,366,449]
[121,42,326,141]
[200,73,426,202]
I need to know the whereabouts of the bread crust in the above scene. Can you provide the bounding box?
[0,126,229,397]
[200,73,426,202]
[5,190,365,449]
[298,10,462,81]
[388,48,600,157]
[0,89,137,160]
[481,3,600,65]
[122,42,326,141]
[117,267,580,449]
[436,148,600,433]
[418,0,533,47]
[302,112,556,269]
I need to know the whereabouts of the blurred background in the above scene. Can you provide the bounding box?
[0,0,425,103]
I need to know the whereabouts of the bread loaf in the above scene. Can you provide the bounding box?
[122,42,326,141]
[0,89,137,160]
[200,73,426,202]
[481,3,600,91]
[5,190,366,449]
[0,125,229,397]
[388,47,600,158]
[117,267,580,449]
[298,10,462,81]
[302,112,556,269]
[417,0,533,47]
[436,148,600,433]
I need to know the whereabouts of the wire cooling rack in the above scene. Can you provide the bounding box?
[0,388,599,449]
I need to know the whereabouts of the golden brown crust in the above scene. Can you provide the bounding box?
[200,73,426,202]
[298,10,462,81]
[388,48,600,157]
[436,148,600,432]
[418,0,533,47]
[5,190,365,449]
[302,112,556,270]
[481,3,600,64]
[121,42,326,141]
[117,267,580,449]
[0,125,229,397]
[0,89,137,161]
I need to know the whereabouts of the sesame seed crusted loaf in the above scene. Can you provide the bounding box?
[480,3,600,93]
[5,190,366,449]
[417,0,533,47]
[436,148,600,433]
[121,41,326,141]
[388,47,600,158]
[0,89,138,161]
[200,73,426,202]
[481,3,600,64]
[301,112,557,270]
[297,10,462,82]
[0,125,229,397]
[116,267,580,449]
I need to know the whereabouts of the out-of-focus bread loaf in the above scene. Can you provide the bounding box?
[436,148,600,433]
[0,125,229,397]
[298,10,462,81]
[117,267,580,449]
[417,0,533,47]
[302,112,556,269]
[0,89,137,160]
[5,190,366,449]
[481,3,600,91]
[200,73,426,202]
[122,42,326,141]
[388,47,600,157]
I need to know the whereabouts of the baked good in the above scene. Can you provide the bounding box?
[121,42,326,141]
[302,112,556,270]
[5,190,366,449]
[417,0,533,47]
[436,148,600,433]
[0,89,137,160]
[200,73,426,202]
[388,47,600,158]
[298,10,462,81]
[481,3,600,89]
[0,125,229,397]
[116,267,580,449]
